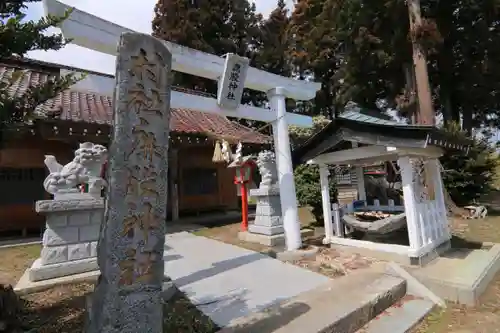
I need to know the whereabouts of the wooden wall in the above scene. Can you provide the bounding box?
[177,146,238,213]
[0,138,74,232]
[0,137,238,232]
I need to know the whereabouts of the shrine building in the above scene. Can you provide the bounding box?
[0,57,269,233]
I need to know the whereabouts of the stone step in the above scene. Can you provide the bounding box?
[217,271,406,333]
[355,295,434,333]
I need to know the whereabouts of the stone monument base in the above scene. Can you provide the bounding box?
[238,229,314,247]
[28,257,98,282]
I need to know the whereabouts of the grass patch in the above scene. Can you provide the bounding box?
[0,244,41,286]
[0,244,218,333]
[164,291,219,333]
[12,283,219,333]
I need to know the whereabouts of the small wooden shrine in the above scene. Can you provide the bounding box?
[294,109,471,262]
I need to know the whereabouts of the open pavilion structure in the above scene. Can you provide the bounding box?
[294,112,470,262]
[42,0,322,251]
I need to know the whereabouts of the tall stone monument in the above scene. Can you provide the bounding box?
[88,33,172,333]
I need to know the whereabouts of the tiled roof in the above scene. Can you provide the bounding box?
[0,63,270,144]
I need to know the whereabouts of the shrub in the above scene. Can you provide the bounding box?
[294,163,337,223]
[440,124,499,205]
[290,116,335,222]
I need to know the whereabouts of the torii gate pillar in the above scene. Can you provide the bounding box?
[269,87,302,250]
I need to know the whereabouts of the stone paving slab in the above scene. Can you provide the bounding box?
[410,244,500,305]
[356,296,434,333]
[163,232,330,327]
[217,270,406,333]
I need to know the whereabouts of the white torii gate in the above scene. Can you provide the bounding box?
[42,0,321,251]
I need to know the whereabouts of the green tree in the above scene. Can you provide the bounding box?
[440,123,498,205]
[0,0,80,145]
[290,116,336,222]
[287,0,500,133]
[287,0,345,118]
[152,0,262,97]
[254,0,290,77]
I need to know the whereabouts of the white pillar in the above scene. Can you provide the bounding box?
[268,87,302,251]
[355,167,366,201]
[351,142,366,201]
[319,164,335,242]
[398,156,422,254]
[428,159,450,239]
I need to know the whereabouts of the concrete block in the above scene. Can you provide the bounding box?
[217,271,406,333]
[43,227,79,246]
[41,245,68,265]
[90,211,103,224]
[248,224,284,236]
[253,215,283,228]
[357,297,434,333]
[15,269,100,296]
[90,241,98,257]
[409,244,500,305]
[238,231,286,247]
[46,214,68,227]
[238,229,314,247]
[28,257,98,282]
[68,242,91,261]
[385,262,446,308]
[79,224,100,242]
[68,211,91,226]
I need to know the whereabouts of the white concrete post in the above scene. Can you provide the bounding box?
[356,167,366,201]
[331,203,344,238]
[398,156,422,253]
[428,159,450,238]
[268,87,302,251]
[319,164,335,243]
[351,142,366,201]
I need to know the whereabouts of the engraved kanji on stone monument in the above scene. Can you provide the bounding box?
[87,32,171,333]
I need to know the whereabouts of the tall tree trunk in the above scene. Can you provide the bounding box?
[436,0,457,126]
[402,62,417,123]
[408,0,435,125]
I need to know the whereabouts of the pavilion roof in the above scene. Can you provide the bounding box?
[0,59,270,144]
[293,109,471,164]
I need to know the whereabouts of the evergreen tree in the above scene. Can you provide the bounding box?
[255,0,290,77]
[440,123,498,205]
[287,0,500,131]
[287,0,347,118]
[152,0,262,97]
[0,0,80,144]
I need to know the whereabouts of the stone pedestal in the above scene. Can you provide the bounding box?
[249,186,283,235]
[239,186,286,246]
[28,194,104,282]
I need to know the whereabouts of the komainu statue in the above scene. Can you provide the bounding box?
[256,150,278,189]
[43,142,108,197]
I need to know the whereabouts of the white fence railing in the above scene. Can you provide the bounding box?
[341,199,405,214]
[329,198,449,258]
[411,200,449,256]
